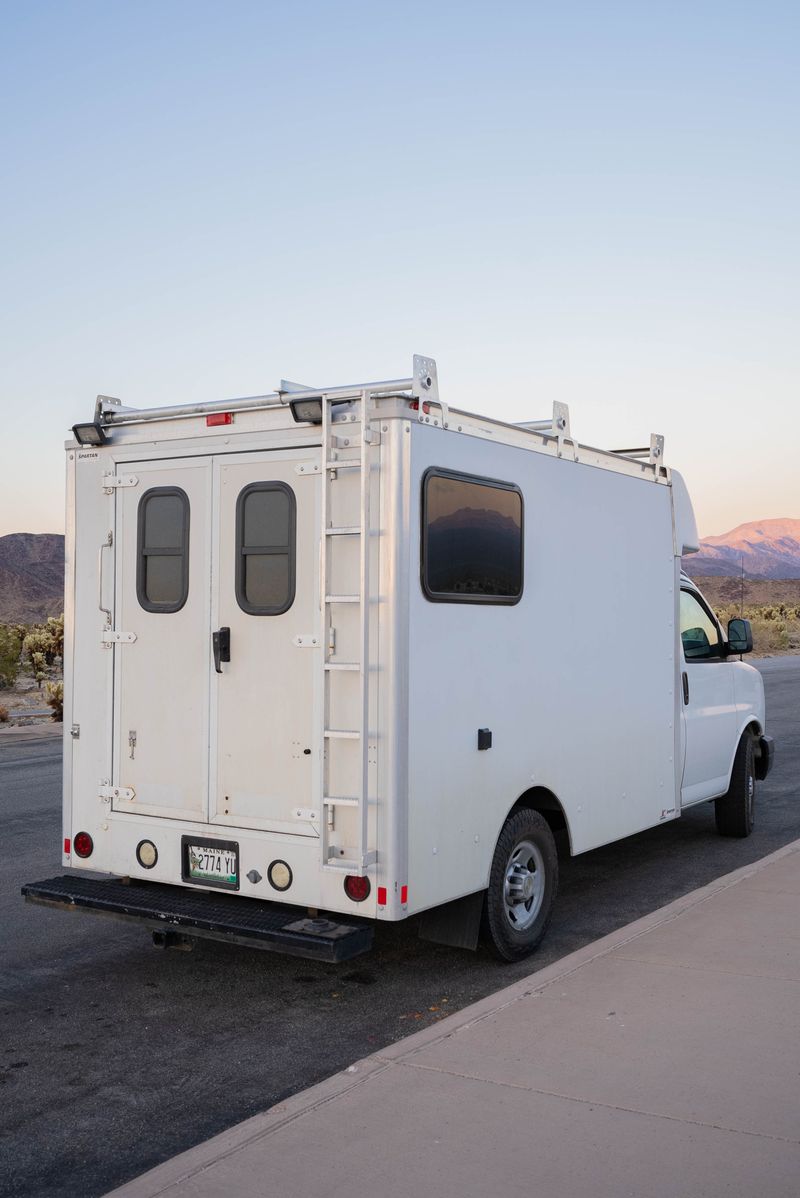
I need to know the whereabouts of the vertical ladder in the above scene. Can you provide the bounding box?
[319,390,375,874]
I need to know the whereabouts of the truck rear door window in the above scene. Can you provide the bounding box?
[137,488,190,613]
[422,469,523,603]
[235,482,296,615]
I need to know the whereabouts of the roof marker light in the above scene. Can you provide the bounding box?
[206,412,233,427]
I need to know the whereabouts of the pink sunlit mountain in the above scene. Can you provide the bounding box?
[683,518,800,579]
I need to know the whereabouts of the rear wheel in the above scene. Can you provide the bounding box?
[715,733,755,838]
[484,809,558,962]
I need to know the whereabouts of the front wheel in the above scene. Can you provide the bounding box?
[715,733,755,838]
[483,809,558,962]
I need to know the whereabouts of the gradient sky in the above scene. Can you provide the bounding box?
[1,1,798,539]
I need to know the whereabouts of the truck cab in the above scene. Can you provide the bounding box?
[679,573,773,831]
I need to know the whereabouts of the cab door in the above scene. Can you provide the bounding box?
[679,587,737,806]
[209,451,320,836]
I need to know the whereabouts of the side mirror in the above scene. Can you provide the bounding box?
[727,617,753,655]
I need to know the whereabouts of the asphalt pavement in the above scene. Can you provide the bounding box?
[1,657,797,1198]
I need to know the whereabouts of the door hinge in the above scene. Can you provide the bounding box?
[99,783,135,802]
[103,473,138,492]
[70,723,80,740]
[101,630,137,645]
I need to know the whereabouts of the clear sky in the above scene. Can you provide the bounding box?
[1,1,798,538]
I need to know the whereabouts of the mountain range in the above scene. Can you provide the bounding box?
[0,533,65,624]
[0,517,798,625]
[682,518,800,579]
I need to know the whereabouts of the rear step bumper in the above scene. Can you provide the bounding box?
[21,875,373,963]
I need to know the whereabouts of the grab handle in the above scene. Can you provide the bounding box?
[98,531,113,628]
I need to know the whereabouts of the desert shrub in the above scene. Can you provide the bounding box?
[712,600,799,655]
[0,705,9,723]
[44,680,63,722]
[0,624,24,687]
[22,614,64,684]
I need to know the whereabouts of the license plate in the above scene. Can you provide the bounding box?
[182,837,239,890]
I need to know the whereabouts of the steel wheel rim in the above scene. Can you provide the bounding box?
[503,838,545,931]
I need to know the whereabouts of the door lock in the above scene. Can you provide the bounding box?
[213,627,231,673]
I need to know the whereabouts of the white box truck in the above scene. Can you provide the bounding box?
[23,356,774,962]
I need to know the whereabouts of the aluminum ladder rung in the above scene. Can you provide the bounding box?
[325,459,361,470]
[323,796,360,808]
[325,526,361,536]
[324,662,360,672]
[324,728,360,739]
[325,594,360,603]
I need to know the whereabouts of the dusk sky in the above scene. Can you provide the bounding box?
[1,1,798,538]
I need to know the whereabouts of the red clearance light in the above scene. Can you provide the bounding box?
[401,885,408,904]
[74,831,94,859]
[206,412,233,427]
[377,886,387,906]
[344,875,371,903]
[64,837,71,855]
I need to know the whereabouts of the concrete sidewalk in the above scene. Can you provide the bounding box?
[109,841,800,1198]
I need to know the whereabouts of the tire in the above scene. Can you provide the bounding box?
[715,734,755,838]
[483,809,558,962]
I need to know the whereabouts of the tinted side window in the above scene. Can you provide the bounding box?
[236,483,296,615]
[680,589,722,660]
[137,488,190,613]
[422,469,523,603]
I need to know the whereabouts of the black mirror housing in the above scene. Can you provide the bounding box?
[727,617,753,655]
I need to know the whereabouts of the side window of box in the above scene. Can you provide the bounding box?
[137,487,190,613]
[421,468,523,604]
[235,482,296,615]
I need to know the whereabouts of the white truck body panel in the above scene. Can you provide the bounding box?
[60,361,766,931]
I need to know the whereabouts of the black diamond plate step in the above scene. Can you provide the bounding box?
[22,875,373,963]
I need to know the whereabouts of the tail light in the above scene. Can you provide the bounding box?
[74,831,94,858]
[344,875,370,902]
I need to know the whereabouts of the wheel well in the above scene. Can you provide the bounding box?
[509,787,572,853]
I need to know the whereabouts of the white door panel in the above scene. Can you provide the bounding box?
[210,455,318,835]
[113,459,212,820]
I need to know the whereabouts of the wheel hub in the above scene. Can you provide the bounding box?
[503,839,546,931]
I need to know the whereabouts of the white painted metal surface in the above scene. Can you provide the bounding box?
[61,355,766,929]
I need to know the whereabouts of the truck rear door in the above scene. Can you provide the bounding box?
[111,450,319,835]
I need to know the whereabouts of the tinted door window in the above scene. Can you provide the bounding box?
[235,483,296,615]
[137,488,190,612]
[422,469,523,603]
[680,589,722,660]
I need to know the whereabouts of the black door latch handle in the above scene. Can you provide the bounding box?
[682,671,689,705]
[213,627,231,673]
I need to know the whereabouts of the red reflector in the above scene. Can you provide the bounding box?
[64,837,71,855]
[74,831,93,859]
[344,875,370,902]
[206,412,233,426]
[377,886,387,906]
[401,885,408,904]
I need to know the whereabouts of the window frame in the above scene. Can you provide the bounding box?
[235,481,297,616]
[679,586,725,662]
[420,466,524,606]
[136,486,190,614]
